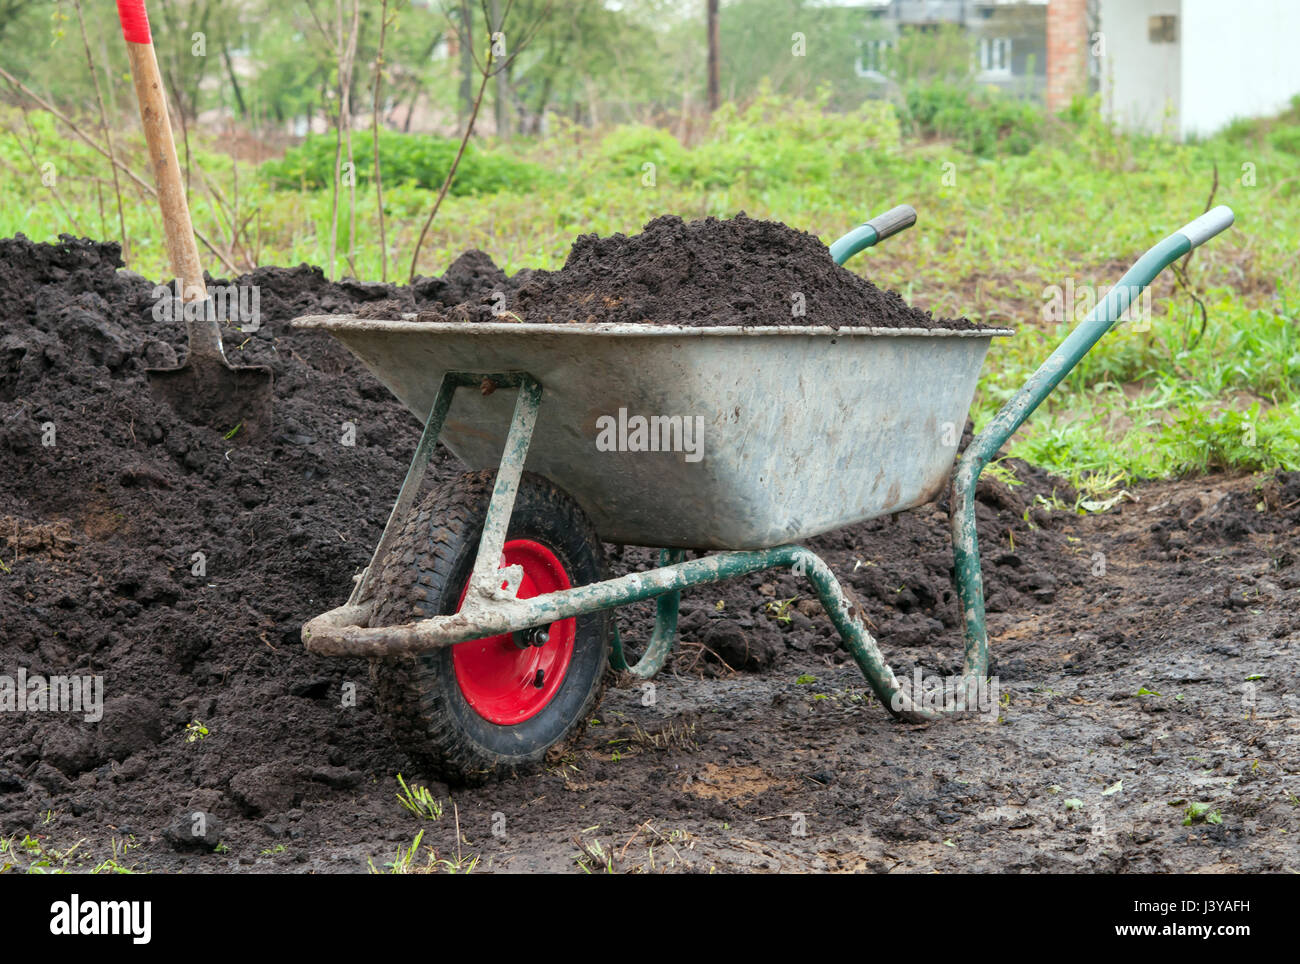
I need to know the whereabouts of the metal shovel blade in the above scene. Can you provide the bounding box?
[148,316,274,441]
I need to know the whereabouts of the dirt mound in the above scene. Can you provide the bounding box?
[518,213,979,329]
[0,235,489,856]
[0,232,1131,870]
[410,214,982,329]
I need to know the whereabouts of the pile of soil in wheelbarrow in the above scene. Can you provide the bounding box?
[6,233,1293,874]
[412,213,988,330]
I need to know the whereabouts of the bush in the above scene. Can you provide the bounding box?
[598,124,694,183]
[899,82,1041,156]
[597,91,901,190]
[1267,125,1300,156]
[260,130,546,194]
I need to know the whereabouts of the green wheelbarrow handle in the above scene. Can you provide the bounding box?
[829,204,917,265]
[950,204,1236,682]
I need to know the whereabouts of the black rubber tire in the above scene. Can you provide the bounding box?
[368,470,610,784]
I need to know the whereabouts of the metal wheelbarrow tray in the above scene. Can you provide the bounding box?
[294,204,1235,783]
[289,318,1002,549]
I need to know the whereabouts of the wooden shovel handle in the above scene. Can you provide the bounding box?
[117,0,207,308]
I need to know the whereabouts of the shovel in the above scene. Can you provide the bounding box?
[117,0,272,440]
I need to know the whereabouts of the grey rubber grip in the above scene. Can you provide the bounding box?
[865,204,917,241]
[1178,205,1234,248]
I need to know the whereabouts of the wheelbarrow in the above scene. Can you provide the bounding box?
[295,203,1235,782]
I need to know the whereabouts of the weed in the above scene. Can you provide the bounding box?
[1183,802,1223,826]
[396,774,443,821]
[764,596,797,624]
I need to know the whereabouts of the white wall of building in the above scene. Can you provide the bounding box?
[1179,0,1300,138]
[1101,0,1300,139]
[1099,0,1183,136]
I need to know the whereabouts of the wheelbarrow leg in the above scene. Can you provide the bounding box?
[948,206,1236,686]
[461,376,544,604]
[607,540,971,717]
[348,371,460,605]
[609,548,685,677]
[347,371,543,608]
[779,548,977,722]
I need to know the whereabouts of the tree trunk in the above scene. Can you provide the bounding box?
[707,0,720,113]
[403,83,417,132]
[222,46,247,118]
[532,74,553,134]
[458,0,474,127]
[490,0,509,139]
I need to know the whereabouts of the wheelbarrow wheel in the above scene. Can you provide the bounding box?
[368,470,610,784]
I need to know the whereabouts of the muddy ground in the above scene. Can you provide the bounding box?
[1,236,1297,874]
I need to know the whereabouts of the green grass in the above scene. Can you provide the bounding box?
[367,829,480,874]
[1,831,143,874]
[3,87,1298,490]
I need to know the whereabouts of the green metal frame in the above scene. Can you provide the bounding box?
[312,204,1234,725]
[947,207,1233,688]
[608,548,685,677]
[347,372,536,608]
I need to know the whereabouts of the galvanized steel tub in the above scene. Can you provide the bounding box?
[292,317,1011,550]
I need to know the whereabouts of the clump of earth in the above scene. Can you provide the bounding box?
[403,213,985,330]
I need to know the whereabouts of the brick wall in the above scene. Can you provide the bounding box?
[1046,0,1089,110]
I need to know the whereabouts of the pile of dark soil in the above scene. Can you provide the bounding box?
[412,213,984,330]
[0,233,1133,870]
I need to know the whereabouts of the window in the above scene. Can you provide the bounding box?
[856,38,890,78]
[978,37,1012,76]
[1148,15,1177,43]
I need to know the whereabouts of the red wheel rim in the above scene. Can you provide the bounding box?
[452,539,577,725]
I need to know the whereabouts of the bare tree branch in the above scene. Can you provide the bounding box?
[0,65,240,275]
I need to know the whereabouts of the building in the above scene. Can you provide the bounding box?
[1098,0,1300,139]
[852,0,1051,100]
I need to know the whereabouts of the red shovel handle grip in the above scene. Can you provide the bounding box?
[117,0,152,44]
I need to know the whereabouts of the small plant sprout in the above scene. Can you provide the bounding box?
[396,774,443,821]
[1183,802,1223,826]
[185,720,210,743]
[374,830,425,874]
[764,596,797,623]
[575,838,614,874]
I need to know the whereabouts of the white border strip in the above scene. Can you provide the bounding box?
[292,315,1015,339]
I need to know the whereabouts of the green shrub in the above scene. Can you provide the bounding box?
[597,90,900,190]
[899,82,1041,156]
[597,124,693,182]
[1267,125,1300,156]
[260,130,545,194]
